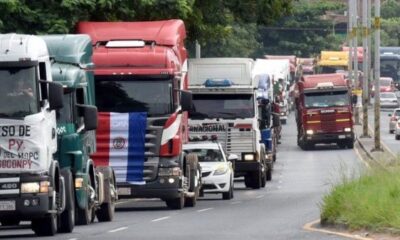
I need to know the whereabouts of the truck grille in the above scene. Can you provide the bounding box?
[320,114,338,133]
[189,126,255,161]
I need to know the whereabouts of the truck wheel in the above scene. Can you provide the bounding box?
[281,119,287,125]
[261,164,267,188]
[96,177,116,222]
[266,166,272,181]
[165,194,185,210]
[76,177,93,225]
[1,219,20,226]
[58,169,75,233]
[184,154,199,207]
[347,140,354,149]
[251,169,262,189]
[32,213,57,236]
[396,135,400,140]
[244,175,252,188]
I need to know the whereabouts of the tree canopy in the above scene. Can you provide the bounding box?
[0,0,293,57]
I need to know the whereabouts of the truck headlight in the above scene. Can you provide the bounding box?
[214,164,228,175]
[344,127,352,132]
[243,154,255,161]
[39,181,50,193]
[158,167,182,176]
[75,177,84,189]
[306,130,314,135]
[21,182,40,193]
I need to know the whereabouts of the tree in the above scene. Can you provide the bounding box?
[260,0,346,58]
[0,0,293,58]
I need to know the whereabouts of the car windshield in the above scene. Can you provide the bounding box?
[304,90,349,108]
[380,79,391,86]
[394,110,400,117]
[95,76,174,117]
[0,66,39,118]
[190,94,254,119]
[184,148,224,162]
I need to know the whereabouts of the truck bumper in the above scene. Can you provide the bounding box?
[234,161,260,177]
[116,176,182,200]
[0,194,51,220]
[305,132,354,144]
[0,174,52,221]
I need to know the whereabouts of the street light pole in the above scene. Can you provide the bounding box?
[373,0,381,151]
[353,0,361,125]
[362,0,370,137]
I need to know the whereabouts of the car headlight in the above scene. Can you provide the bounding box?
[21,182,40,193]
[243,153,255,161]
[214,164,228,175]
[306,129,314,135]
[344,127,352,132]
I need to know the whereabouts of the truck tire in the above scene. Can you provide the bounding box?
[261,163,267,188]
[96,175,116,222]
[396,134,400,140]
[165,193,185,210]
[1,219,20,226]
[252,169,262,189]
[244,175,252,188]
[58,169,75,233]
[184,153,199,207]
[266,166,272,181]
[76,176,93,225]
[347,140,354,149]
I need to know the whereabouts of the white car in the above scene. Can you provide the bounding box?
[389,108,400,133]
[380,92,399,108]
[183,141,237,200]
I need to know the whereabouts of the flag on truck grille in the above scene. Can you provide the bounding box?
[92,112,147,185]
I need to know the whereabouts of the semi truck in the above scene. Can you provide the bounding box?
[264,55,297,83]
[188,58,272,189]
[0,33,66,236]
[42,34,117,226]
[77,20,201,209]
[317,51,349,74]
[294,73,354,150]
[380,47,400,88]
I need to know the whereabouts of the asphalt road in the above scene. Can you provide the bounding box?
[0,114,364,240]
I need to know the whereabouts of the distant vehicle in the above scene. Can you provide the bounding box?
[372,77,396,97]
[395,120,400,140]
[183,138,236,200]
[380,92,399,108]
[388,108,400,133]
[380,47,400,89]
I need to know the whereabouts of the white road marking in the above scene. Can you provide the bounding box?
[354,143,371,168]
[256,195,265,199]
[197,208,213,212]
[151,216,170,222]
[68,238,78,240]
[108,227,128,233]
[231,201,242,205]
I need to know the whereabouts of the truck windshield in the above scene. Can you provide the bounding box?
[305,91,349,108]
[95,77,174,116]
[0,66,38,118]
[190,94,254,119]
[320,66,347,74]
[381,60,400,82]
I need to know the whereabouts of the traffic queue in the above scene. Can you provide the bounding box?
[0,17,382,237]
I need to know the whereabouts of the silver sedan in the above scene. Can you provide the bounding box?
[380,92,400,108]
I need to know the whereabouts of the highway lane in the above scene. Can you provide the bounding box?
[0,114,364,240]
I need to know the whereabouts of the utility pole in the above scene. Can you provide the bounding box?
[195,40,201,59]
[348,0,353,87]
[373,0,381,151]
[361,0,370,137]
[367,0,372,105]
[353,0,361,125]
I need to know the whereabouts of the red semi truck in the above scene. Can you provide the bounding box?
[77,20,201,209]
[294,73,355,150]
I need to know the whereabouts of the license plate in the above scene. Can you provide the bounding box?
[338,135,346,139]
[0,200,15,211]
[117,187,131,196]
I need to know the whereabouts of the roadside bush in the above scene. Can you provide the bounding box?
[321,164,400,232]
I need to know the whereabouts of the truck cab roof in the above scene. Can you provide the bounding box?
[0,33,49,62]
[300,73,347,89]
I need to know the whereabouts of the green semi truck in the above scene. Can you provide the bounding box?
[42,34,117,228]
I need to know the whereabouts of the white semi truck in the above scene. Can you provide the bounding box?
[188,58,272,189]
[0,34,67,236]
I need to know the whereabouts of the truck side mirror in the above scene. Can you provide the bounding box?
[78,105,98,131]
[48,81,64,110]
[181,90,192,112]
